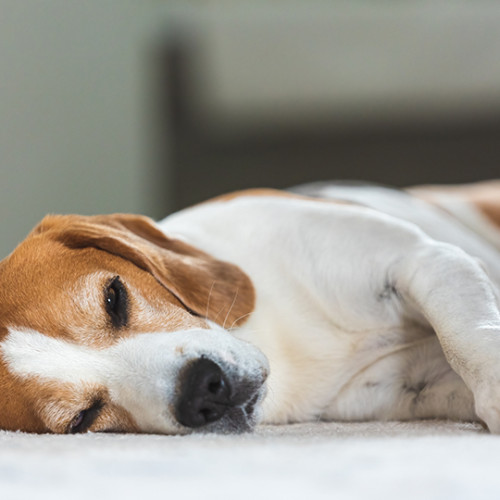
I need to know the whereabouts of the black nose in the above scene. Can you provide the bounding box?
[175,358,231,428]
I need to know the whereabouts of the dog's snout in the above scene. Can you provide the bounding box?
[175,358,231,428]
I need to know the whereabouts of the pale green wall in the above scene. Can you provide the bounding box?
[0,1,167,258]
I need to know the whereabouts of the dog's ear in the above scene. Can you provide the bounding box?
[32,214,255,328]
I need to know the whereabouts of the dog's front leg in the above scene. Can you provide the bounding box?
[393,240,500,432]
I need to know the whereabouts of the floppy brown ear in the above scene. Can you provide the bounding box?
[33,214,255,328]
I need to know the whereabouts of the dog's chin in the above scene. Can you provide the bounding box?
[201,409,255,434]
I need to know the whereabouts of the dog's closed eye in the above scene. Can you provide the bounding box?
[67,399,104,434]
[105,276,128,329]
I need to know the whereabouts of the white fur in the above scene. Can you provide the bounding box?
[4,185,500,433]
[161,188,500,431]
[1,325,268,433]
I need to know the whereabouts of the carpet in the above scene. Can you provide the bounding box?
[0,420,498,500]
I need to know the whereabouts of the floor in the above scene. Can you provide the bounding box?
[0,420,498,500]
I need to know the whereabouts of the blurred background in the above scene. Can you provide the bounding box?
[1,1,500,258]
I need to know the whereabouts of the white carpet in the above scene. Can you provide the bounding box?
[0,420,498,500]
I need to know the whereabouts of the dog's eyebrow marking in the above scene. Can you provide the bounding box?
[0,328,106,384]
[71,271,110,313]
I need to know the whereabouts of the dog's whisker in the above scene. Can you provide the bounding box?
[223,288,239,330]
[212,305,227,325]
[205,281,216,320]
[228,312,253,331]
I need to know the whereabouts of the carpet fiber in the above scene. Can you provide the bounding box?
[1,420,498,499]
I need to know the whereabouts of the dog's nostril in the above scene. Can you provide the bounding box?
[176,358,231,428]
[208,376,225,395]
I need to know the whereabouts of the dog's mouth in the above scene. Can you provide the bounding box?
[174,357,267,433]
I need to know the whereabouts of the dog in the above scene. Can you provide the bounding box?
[1,180,500,434]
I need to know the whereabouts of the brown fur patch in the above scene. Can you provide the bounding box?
[409,180,500,230]
[0,365,138,433]
[0,356,46,433]
[36,214,256,329]
[0,212,256,432]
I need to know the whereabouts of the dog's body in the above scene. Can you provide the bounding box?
[2,181,500,434]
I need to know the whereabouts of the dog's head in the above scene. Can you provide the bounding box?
[0,214,268,434]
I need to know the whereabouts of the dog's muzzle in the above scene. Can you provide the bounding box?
[175,357,265,430]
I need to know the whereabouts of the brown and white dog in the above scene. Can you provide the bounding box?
[1,181,500,435]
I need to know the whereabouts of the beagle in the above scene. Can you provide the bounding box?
[1,181,500,434]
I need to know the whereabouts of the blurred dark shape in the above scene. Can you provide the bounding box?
[153,10,500,212]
